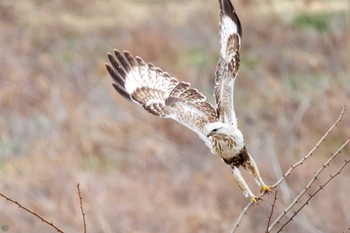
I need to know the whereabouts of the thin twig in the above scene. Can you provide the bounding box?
[272,105,346,188]
[265,190,278,232]
[277,157,350,232]
[0,192,64,233]
[269,139,350,232]
[284,212,325,233]
[229,106,346,233]
[77,183,87,233]
[343,220,350,233]
[230,202,254,233]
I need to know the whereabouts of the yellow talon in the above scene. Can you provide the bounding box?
[260,185,272,193]
[251,196,259,204]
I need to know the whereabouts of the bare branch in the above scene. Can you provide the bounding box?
[229,106,346,233]
[265,190,278,232]
[272,105,346,188]
[77,183,87,233]
[277,157,350,232]
[269,139,350,232]
[0,192,64,233]
[343,220,350,233]
[230,202,254,233]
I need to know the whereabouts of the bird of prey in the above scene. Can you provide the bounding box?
[105,0,271,203]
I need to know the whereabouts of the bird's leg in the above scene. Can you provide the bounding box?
[231,166,258,203]
[244,154,272,194]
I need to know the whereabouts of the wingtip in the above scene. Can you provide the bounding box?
[114,49,121,57]
[219,0,242,37]
[123,51,132,59]
[219,0,235,14]
[107,52,113,60]
[112,83,132,102]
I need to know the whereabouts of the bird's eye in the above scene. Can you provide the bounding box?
[212,129,218,132]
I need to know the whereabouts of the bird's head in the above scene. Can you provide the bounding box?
[206,122,230,137]
[206,122,238,137]
[206,122,244,144]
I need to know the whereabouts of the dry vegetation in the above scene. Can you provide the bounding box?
[0,0,349,232]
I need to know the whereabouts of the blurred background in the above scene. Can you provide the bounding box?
[0,0,349,232]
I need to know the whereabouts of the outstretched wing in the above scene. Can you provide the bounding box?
[106,50,218,143]
[215,0,242,127]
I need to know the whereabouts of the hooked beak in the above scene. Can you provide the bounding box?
[207,131,214,137]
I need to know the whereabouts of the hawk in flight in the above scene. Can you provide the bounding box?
[106,0,271,203]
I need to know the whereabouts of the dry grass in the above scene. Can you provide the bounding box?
[0,0,349,232]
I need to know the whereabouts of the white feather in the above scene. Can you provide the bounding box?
[124,70,140,93]
[220,15,238,59]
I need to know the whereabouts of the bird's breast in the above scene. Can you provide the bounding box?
[210,136,243,159]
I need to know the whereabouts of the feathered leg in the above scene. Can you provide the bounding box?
[244,154,272,193]
[232,166,258,203]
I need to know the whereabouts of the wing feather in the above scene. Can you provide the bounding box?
[106,50,218,141]
[215,0,242,127]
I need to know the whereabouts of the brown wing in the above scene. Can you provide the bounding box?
[215,0,242,127]
[106,50,218,141]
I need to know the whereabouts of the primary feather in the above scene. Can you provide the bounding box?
[106,50,218,145]
[215,0,242,126]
